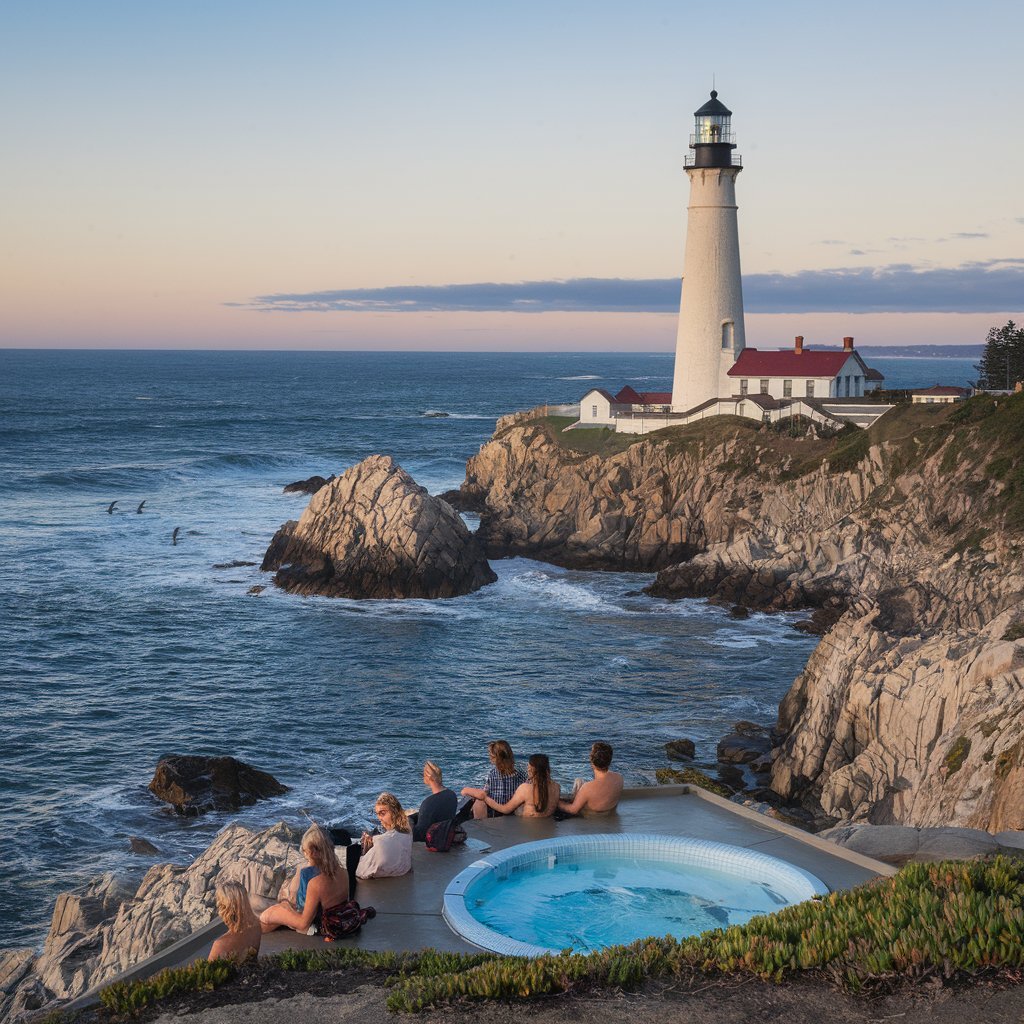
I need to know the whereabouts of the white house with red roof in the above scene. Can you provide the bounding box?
[728,336,872,401]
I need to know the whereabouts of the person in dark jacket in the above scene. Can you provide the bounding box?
[409,761,457,842]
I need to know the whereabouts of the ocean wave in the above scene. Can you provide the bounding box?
[191,452,292,471]
[507,569,627,615]
[419,410,495,420]
[557,375,602,380]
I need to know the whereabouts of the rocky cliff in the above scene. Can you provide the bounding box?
[0,822,297,1023]
[455,399,1024,831]
[263,454,496,599]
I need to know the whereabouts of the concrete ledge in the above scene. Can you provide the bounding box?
[680,786,898,877]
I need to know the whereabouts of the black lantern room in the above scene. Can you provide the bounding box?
[686,90,741,169]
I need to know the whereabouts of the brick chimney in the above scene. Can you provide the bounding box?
[794,335,804,355]
[843,336,854,352]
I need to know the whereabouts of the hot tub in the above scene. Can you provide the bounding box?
[443,833,827,956]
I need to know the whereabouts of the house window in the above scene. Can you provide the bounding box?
[783,379,792,398]
[737,402,746,417]
[739,379,748,396]
[759,379,769,395]
[854,375,862,396]
[591,405,598,418]
[806,380,815,398]
[844,376,851,397]
[721,320,734,350]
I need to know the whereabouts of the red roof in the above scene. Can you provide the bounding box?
[913,385,969,396]
[613,387,672,405]
[727,348,863,378]
[614,386,644,403]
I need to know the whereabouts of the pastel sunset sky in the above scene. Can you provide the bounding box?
[2,0,1021,351]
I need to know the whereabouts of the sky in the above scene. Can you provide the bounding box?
[1,0,1022,351]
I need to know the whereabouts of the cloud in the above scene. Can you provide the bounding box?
[952,232,990,239]
[238,258,1024,316]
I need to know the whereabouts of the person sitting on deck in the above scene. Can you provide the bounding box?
[483,753,560,818]
[357,792,413,878]
[460,739,527,820]
[259,823,348,934]
[409,761,458,842]
[557,741,623,817]
[209,881,261,961]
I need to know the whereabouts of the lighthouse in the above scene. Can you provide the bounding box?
[671,90,746,413]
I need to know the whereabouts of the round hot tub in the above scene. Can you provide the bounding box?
[442,834,827,957]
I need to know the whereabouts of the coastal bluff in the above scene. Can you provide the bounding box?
[453,400,1024,832]
[263,454,496,599]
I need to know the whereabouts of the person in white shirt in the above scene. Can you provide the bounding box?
[356,792,413,878]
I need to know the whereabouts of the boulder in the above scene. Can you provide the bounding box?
[283,474,335,495]
[665,739,696,761]
[128,837,160,856]
[717,731,772,764]
[820,823,1003,866]
[148,755,289,816]
[262,455,497,599]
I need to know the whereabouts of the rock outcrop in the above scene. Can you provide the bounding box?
[457,399,1024,830]
[820,823,1024,866]
[148,755,289,816]
[283,474,335,495]
[0,822,298,1023]
[263,455,496,599]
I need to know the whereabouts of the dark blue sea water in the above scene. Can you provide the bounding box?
[0,350,974,950]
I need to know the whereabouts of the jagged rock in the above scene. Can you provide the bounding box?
[211,560,257,570]
[436,488,486,514]
[247,585,265,596]
[283,474,335,494]
[262,455,496,599]
[455,399,1024,830]
[6,822,299,1018]
[665,739,696,761]
[729,604,750,619]
[148,755,288,816]
[717,731,772,764]
[821,823,1004,866]
[732,721,767,738]
[128,837,160,856]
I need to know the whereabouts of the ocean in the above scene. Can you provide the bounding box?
[0,349,976,950]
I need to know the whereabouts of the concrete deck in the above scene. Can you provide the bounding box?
[254,786,888,958]
[65,786,892,1011]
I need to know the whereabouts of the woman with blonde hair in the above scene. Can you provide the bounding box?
[410,760,457,842]
[461,739,527,819]
[259,823,348,934]
[357,792,413,878]
[209,881,261,961]
[483,753,560,818]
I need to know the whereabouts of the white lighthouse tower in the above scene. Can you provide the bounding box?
[671,90,746,413]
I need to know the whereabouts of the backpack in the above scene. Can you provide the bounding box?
[425,818,466,852]
[320,900,376,941]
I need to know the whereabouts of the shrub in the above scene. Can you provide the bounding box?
[386,858,1024,1010]
[99,958,237,1015]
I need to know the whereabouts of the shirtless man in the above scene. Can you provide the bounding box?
[557,741,623,816]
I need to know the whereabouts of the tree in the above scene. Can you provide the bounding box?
[976,321,1024,390]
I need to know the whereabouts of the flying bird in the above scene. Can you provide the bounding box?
[172,527,180,546]
[136,501,146,514]
[106,501,118,514]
